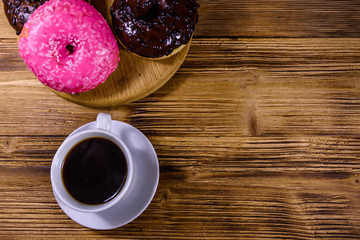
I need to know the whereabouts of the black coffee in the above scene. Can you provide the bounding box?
[62,137,127,205]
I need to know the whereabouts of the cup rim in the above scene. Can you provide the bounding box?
[51,129,134,213]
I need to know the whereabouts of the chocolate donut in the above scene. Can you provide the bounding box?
[3,0,49,35]
[110,0,199,58]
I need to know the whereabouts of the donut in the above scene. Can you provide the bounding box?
[110,0,199,59]
[18,0,120,94]
[3,0,49,35]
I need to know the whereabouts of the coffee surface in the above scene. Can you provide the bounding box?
[62,137,127,205]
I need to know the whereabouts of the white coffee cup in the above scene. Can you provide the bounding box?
[50,113,134,213]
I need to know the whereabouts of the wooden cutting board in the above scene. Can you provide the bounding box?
[1,0,190,108]
[54,0,191,107]
[53,41,190,108]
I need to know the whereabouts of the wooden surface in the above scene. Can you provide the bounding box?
[1,0,360,239]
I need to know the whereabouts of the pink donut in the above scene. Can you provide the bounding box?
[18,0,120,94]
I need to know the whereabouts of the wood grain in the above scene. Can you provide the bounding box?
[2,0,360,38]
[0,136,359,239]
[195,0,360,38]
[1,37,360,238]
[2,38,360,137]
[1,0,360,239]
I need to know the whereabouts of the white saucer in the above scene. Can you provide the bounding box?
[53,120,159,230]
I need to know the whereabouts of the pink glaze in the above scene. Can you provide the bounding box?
[18,0,120,94]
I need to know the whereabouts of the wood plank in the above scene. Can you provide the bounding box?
[196,0,360,38]
[1,38,360,138]
[2,0,360,38]
[0,136,359,238]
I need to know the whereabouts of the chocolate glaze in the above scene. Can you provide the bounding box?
[3,0,49,35]
[111,0,199,58]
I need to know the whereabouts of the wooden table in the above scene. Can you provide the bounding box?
[1,0,360,239]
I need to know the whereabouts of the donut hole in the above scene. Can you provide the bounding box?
[52,42,78,65]
[65,44,75,55]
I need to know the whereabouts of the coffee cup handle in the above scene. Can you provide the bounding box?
[96,113,112,131]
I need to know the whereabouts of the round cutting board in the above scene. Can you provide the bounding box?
[52,0,191,108]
